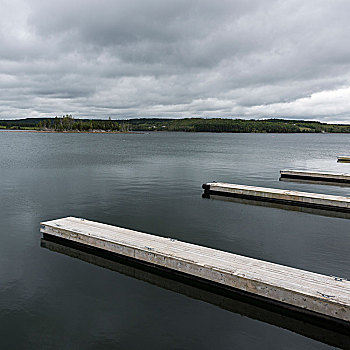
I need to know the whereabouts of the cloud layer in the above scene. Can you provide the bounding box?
[1,0,350,121]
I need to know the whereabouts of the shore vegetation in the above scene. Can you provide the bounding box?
[1,116,350,133]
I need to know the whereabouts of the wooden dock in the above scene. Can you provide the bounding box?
[203,193,350,219]
[280,169,350,184]
[40,217,350,322]
[338,156,350,163]
[279,177,350,188]
[41,237,350,348]
[202,182,350,212]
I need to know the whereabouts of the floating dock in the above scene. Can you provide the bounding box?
[338,156,350,163]
[40,217,350,322]
[280,169,350,184]
[202,182,350,212]
[203,193,350,219]
[279,177,350,188]
[41,237,350,348]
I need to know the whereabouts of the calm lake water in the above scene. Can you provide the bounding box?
[1,131,350,349]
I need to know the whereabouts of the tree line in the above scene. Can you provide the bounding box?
[121,118,350,133]
[37,115,120,132]
[1,116,350,133]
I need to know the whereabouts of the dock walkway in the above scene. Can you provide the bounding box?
[41,217,350,322]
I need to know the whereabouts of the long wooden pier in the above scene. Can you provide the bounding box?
[41,237,350,348]
[40,217,350,322]
[202,182,350,211]
[204,193,350,219]
[338,156,350,163]
[280,169,350,184]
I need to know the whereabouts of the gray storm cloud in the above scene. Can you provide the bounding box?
[1,0,350,121]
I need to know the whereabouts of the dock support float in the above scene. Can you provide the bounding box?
[338,156,350,163]
[280,169,350,184]
[202,182,350,212]
[41,217,350,323]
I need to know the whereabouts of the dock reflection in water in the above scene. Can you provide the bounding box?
[203,193,350,219]
[41,236,350,349]
[279,176,350,188]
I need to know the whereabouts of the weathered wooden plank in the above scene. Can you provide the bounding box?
[40,217,350,322]
[280,169,350,183]
[202,182,350,211]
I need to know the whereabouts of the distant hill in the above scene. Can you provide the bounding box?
[118,117,350,133]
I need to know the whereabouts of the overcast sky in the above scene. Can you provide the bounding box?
[1,0,350,122]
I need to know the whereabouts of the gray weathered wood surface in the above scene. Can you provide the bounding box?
[40,217,350,322]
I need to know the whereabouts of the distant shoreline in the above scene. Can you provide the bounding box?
[0,129,140,134]
[2,117,350,133]
[2,129,350,134]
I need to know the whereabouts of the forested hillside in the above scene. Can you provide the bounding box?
[1,116,350,133]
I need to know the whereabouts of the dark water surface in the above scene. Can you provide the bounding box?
[1,131,350,349]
